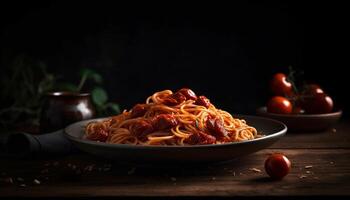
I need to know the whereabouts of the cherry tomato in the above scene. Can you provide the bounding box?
[303,84,324,96]
[303,93,334,114]
[267,96,293,114]
[270,73,294,96]
[265,153,291,180]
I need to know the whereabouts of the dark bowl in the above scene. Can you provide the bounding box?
[40,91,95,133]
[256,107,342,132]
[64,115,287,163]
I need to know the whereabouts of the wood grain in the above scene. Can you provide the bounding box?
[271,120,350,149]
[0,149,349,197]
[0,120,349,198]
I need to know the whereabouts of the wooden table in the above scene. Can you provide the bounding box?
[1,120,350,199]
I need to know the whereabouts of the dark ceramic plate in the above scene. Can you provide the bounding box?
[257,107,342,132]
[64,115,287,163]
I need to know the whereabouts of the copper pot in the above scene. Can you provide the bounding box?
[40,92,96,133]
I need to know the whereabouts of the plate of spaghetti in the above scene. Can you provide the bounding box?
[65,88,287,163]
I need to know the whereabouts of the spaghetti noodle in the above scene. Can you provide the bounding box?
[84,88,259,145]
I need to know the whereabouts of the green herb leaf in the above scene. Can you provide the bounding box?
[92,87,108,106]
[105,103,121,114]
[79,68,103,84]
[91,73,103,84]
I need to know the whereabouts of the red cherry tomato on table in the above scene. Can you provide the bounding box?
[267,96,293,114]
[265,153,291,180]
[302,93,334,114]
[270,73,294,96]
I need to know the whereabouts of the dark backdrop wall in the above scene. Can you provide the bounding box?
[1,2,348,115]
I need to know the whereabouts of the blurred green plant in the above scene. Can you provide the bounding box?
[0,55,120,130]
[58,68,121,116]
[0,55,54,129]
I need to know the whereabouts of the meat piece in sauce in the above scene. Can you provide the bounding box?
[163,88,200,106]
[195,96,211,108]
[206,116,228,138]
[130,119,154,140]
[131,104,148,118]
[163,92,186,106]
[172,92,187,104]
[162,96,178,106]
[177,88,197,100]
[152,114,178,130]
[86,127,109,142]
[185,131,216,145]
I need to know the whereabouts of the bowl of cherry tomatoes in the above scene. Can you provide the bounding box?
[257,72,342,132]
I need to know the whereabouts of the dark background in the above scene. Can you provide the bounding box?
[0,2,348,116]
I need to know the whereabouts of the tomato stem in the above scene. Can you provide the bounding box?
[287,65,299,95]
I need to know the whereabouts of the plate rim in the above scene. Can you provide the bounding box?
[64,114,287,149]
[257,107,343,118]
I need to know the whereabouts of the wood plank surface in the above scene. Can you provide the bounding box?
[1,120,349,198]
[1,149,349,197]
[271,119,350,149]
